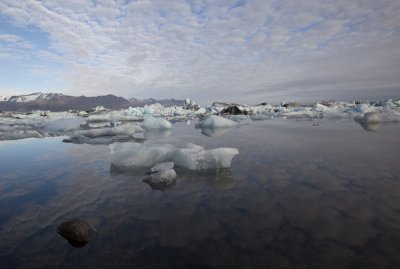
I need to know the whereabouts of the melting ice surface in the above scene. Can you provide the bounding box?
[1,101,400,268]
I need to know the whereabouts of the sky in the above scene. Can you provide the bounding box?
[0,0,400,104]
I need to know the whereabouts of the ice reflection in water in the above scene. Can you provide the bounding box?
[0,120,399,268]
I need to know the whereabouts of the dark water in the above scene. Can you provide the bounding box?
[0,119,400,269]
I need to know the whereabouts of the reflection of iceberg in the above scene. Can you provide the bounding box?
[144,129,172,139]
[360,122,380,132]
[179,168,235,189]
[110,142,239,170]
[200,126,237,137]
[63,136,145,145]
[109,163,149,176]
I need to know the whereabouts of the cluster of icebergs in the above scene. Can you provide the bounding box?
[0,98,399,142]
[1,98,399,175]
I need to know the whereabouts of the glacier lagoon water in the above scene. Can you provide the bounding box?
[0,119,400,268]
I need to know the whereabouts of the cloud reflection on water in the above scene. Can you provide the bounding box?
[0,121,399,268]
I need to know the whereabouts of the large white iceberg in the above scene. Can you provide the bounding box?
[110,142,239,170]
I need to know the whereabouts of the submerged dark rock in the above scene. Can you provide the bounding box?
[57,219,95,247]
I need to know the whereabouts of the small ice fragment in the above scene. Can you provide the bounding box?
[147,162,175,174]
[78,111,88,117]
[142,116,172,130]
[195,107,207,115]
[143,168,177,190]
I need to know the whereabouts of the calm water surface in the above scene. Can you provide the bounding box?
[0,119,400,269]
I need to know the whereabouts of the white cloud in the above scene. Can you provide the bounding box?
[0,0,399,103]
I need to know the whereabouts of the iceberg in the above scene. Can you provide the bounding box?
[196,115,238,129]
[173,143,240,170]
[110,143,175,167]
[110,142,239,170]
[143,168,177,190]
[74,124,144,138]
[142,116,172,130]
[44,118,87,132]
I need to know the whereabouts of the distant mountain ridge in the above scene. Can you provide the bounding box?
[0,92,184,112]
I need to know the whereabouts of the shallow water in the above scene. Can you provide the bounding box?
[0,119,400,269]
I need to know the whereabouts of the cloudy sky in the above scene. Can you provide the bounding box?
[0,0,399,104]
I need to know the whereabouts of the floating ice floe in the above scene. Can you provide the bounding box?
[0,125,48,140]
[110,142,239,170]
[195,115,239,137]
[44,117,87,132]
[143,162,177,190]
[74,124,144,138]
[142,116,172,130]
[173,143,240,170]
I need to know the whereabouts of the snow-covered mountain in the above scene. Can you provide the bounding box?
[2,92,64,103]
[0,92,185,112]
